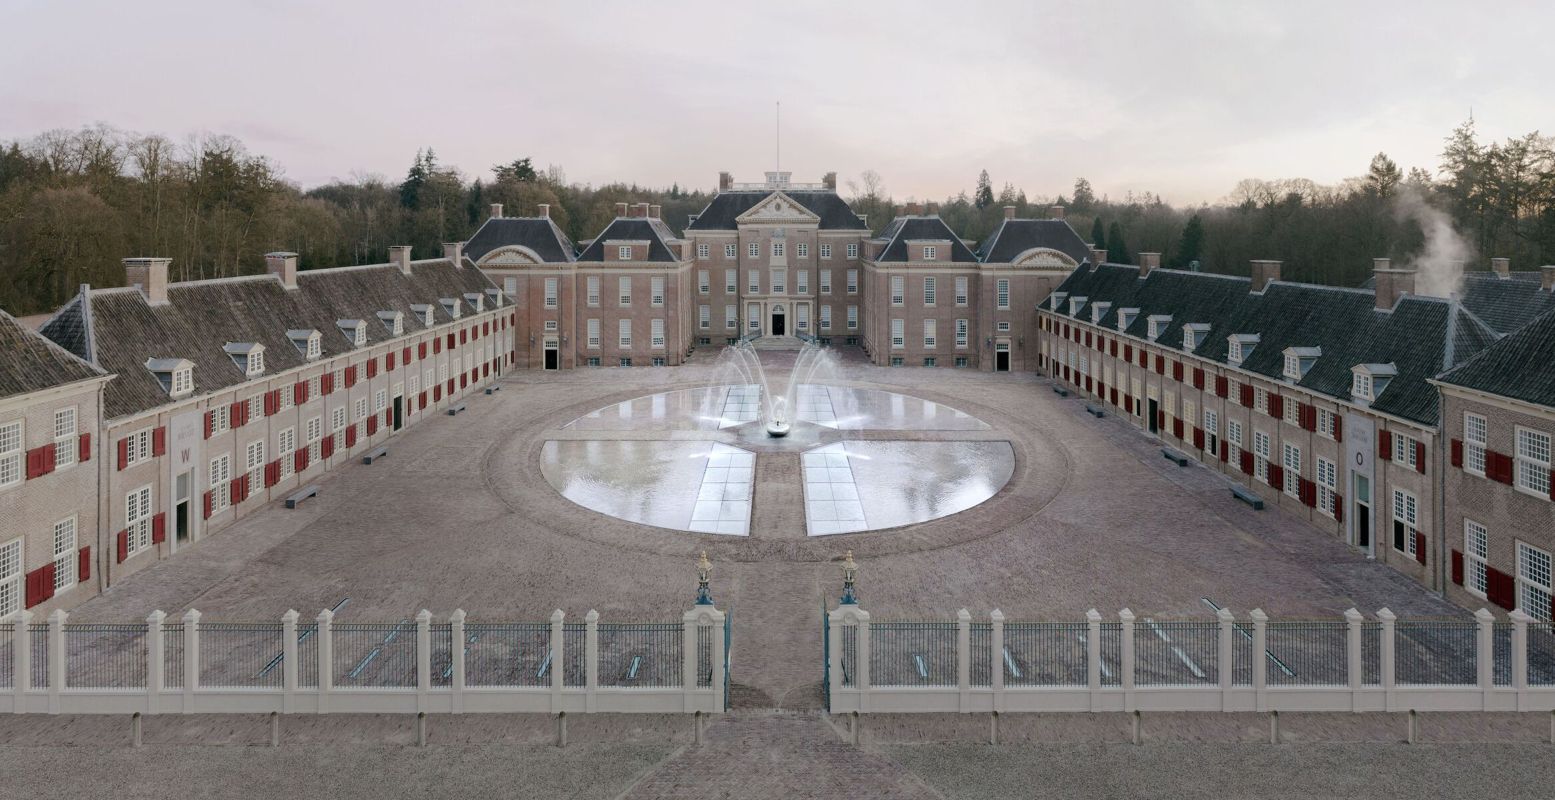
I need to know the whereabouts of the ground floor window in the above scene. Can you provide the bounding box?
[279,427,296,479]
[890,357,904,367]
[126,485,153,556]
[586,357,601,367]
[0,537,21,617]
[1203,409,1219,454]
[1253,430,1271,483]
[1392,489,1419,557]
[1282,442,1301,498]
[619,358,633,367]
[246,441,265,491]
[651,357,666,366]
[210,454,232,513]
[52,517,76,591]
[954,357,969,368]
[922,357,936,367]
[1518,541,1553,622]
[1464,520,1488,598]
[1227,419,1243,461]
[1316,457,1338,517]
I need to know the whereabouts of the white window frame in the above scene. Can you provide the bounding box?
[245,440,265,490]
[1464,412,1487,477]
[618,319,632,349]
[1317,456,1338,518]
[126,485,153,556]
[697,244,710,260]
[820,305,832,331]
[52,516,77,592]
[748,242,760,258]
[544,277,558,309]
[955,319,969,349]
[846,269,858,294]
[650,276,665,307]
[53,407,78,471]
[617,245,632,261]
[725,269,737,294]
[0,536,21,618]
[618,276,632,307]
[209,454,232,513]
[699,305,711,330]
[1517,541,1553,623]
[1282,442,1301,498]
[820,270,832,295]
[890,276,904,306]
[796,243,808,259]
[1253,430,1271,484]
[890,318,905,349]
[923,319,937,349]
[586,276,600,307]
[748,270,761,294]
[923,245,937,261]
[847,305,859,330]
[996,279,1010,310]
[278,427,296,478]
[1392,432,1419,470]
[771,241,784,258]
[1392,489,1419,557]
[846,243,858,259]
[698,270,710,294]
[0,420,22,489]
[651,319,665,349]
[1464,520,1489,599]
[725,243,737,259]
[725,305,737,331]
[820,244,832,259]
[923,276,937,306]
[955,276,968,306]
[797,270,809,294]
[1514,426,1552,498]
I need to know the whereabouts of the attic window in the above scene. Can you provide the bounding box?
[1116,308,1138,332]
[1283,347,1321,382]
[1050,292,1067,312]
[440,298,462,319]
[411,304,434,326]
[378,311,404,336]
[1090,301,1111,325]
[223,343,265,377]
[145,358,196,399]
[1146,315,1172,341]
[1068,296,1087,316]
[288,329,322,361]
[1351,363,1396,404]
[1182,323,1211,351]
[338,320,368,347]
[464,293,485,313]
[1227,334,1260,366]
[485,288,504,307]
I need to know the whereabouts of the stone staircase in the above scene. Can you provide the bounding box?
[749,336,806,351]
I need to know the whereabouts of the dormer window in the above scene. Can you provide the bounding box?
[1351,363,1396,404]
[440,298,462,320]
[464,293,485,313]
[288,329,322,361]
[223,343,266,377]
[1182,323,1211,351]
[411,304,435,326]
[485,288,504,308]
[1146,314,1172,341]
[1283,347,1321,382]
[1116,308,1139,332]
[377,311,404,336]
[1090,301,1111,324]
[1050,292,1068,312]
[1227,334,1260,366]
[338,319,367,347]
[1068,296,1087,316]
[145,358,195,399]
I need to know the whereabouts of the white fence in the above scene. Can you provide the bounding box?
[3,606,725,716]
[826,606,1555,715]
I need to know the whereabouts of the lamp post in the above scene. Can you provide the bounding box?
[840,550,858,605]
[695,551,714,605]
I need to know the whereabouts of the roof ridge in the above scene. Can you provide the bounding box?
[0,306,106,379]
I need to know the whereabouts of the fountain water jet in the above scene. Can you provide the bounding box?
[716,340,836,437]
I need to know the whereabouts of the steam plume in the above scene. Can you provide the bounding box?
[1394,189,1475,299]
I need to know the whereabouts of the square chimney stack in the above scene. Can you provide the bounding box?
[124,257,172,304]
[1249,260,1282,293]
[1372,258,1416,310]
[635,202,650,218]
[1542,265,1555,292]
[649,204,661,219]
[389,245,413,276]
[1049,205,1065,221]
[1004,206,1017,220]
[1138,252,1161,277]
[489,203,503,219]
[264,252,298,290]
[537,203,550,218]
[718,171,733,192]
[1491,257,1510,278]
[443,242,464,267]
[615,202,628,217]
[1091,247,1108,266]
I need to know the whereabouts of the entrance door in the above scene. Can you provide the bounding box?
[1353,473,1372,552]
[174,471,192,544]
[772,308,786,336]
[393,396,404,431]
[995,343,1010,372]
[1147,399,1159,434]
[544,343,559,370]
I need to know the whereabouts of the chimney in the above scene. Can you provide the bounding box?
[635,202,650,218]
[489,203,503,219]
[1139,252,1161,277]
[264,252,298,290]
[1003,206,1016,220]
[124,257,172,304]
[537,203,550,218]
[1049,205,1065,221]
[822,171,837,190]
[1542,265,1555,292]
[1249,260,1282,292]
[389,245,413,277]
[443,242,464,267]
[1091,247,1108,266]
[1372,257,1416,311]
[649,204,661,219]
[905,202,922,216]
[615,202,628,217]
[1491,257,1510,278]
[719,171,733,192]
[925,201,939,216]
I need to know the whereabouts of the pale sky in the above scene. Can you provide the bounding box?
[3,0,1550,204]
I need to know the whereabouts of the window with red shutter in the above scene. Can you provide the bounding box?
[117,438,130,470]
[78,547,90,582]
[1333,415,1344,442]
[1268,395,1283,420]
[151,512,167,544]
[419,342,428,359]
[1215,375,1228,398]
[1193,427,1205,450]
[152,426,167,456]
[402,346,411,364]
[1414,532,1426,565]
[387,352,396,371]
[1450,439,1463,468]
[116,530,129,563]
[1172,362,1183,382]
[1239,384,1254,408]
[202,491,213,520]
[1240,450,1254,475]
[1378,430,1392,460]
[78,432,92,464]
[230,477,243,506]
[203,411,214,439]
[1414,441,1425,474]
[1220,441,1229,462]
[1192,368,1204,389]
[294,381,307,405]
[1451,550,1464,585]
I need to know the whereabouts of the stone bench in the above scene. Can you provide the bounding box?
[1231,484,1264,510]
[484,385,502,395]
[447,403,467,416]
[1085,404,1106,418]
[1161,447,1189,467]
[284,485,319,509]
[361,446,389,465]
[1052,386,1070,397]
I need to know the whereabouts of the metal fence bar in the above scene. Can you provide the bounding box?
[199,623,285,688]
[29,623,47,689]
[1264,621,1348,686]
[869,622,957,687]
[597,623,681,688]
[64,624,148,688]
[464,623,549,687]
[1136,620,1218,686]
[332,622,416,688]
[1002,622,1086,686]
[1395,620,1477,685]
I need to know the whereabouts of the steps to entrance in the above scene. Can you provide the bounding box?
[749,336,806,351]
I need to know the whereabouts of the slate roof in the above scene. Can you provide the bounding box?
[975,219,1093,265]
[1437,306,1555,409]
[575,218,683,263]
[1358,271,1555,335]
[685,190,868,231]
[872,217,979,263]
[0,308,104,400]
[463,216,577,264]
[40,259,498,420]
[1052,264,1499,426]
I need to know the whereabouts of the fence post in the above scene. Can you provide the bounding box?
[145,610,164,715]
[1474,608,1495,707]
[280,610,298,715]
[179,609,200,713]
[1216,608,1234,709]
[827,609,844,709]
[1376,608,1396,712]
[316,608,333,714]
[11,609,29,709]
[47,609,66,714]
[957,609,971,712]
[584,610,598,713]
[990,609,1005,713]
[1085,609,1102,712]
[450,609,466,714]
[1249,609,1267,712]
[1510,609,1531,710]
[550,610,567,713]
[683,608,699,712]
[857,609,871,713]
[415,609,432,713]
[711,607,727,714]
[1344,608,1362,711]
[1119,608,1136,712]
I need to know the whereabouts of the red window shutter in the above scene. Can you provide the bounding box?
[460,374,468,389]
[1269,463,1283,487]
[419,391,427,409]
[1172,418,1184,439]
[321,434,334,459]
[42,445,56,475]
[1215,375,1228,398]
[1414,532,1427,565]
[25,567,44,608]
[345,366,358,388]
[1451,550,1464,586]
[1154,357,1165,376]
[1239,384,1254,408]
[1219,440,1229,462]
[383,408,392,426]
[264,391,277,416]
[1193,427,1205,450]
[434,385,443,402]
[294,449,307,472]
[1301,478,1316,507]
[1268,395,1283,420]
[116,530,129,563]
[230,401,244,427]
[483,322,490,336]
[1450,439,1463,468]
[152,426,167,456]
[1192,368,1204,390]
[1415,441,1426,474]
[366,358,378,379]
[76,432,91,464]
[1110,340,1118,357]
[202,490,213,520]
[151,512,167,544]
[1137,350,1146,368]
[446,333,455,349]
[25,447,44,480]
[321,373,333,396]
[345,424,358,448]
[1124,344,1133,361]
[294,381,307,406]
[1123,395,1133,414]
[387,352,396,371]
[41,564,55,601]
[1084,331,1091,348]
[419,342,428,360]
[446,379,454,395]
[1240,450,1254,475]
[203,411,214,439]
[402,346,411,365]
[230,477,243,506]
[483,363,491,378]
[1172,361,1183,382]
[1332,414,1344,442]
[1378,430,1392,460]
[78,547,90,582]
[367,416,378,436]
[1334,495,1344,523]
[1110,388,1119,406]
[1156,410,1165,431]
[433,338,442,355]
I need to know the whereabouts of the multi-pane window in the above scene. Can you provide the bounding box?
[1464,413,1487,476]
[797,270,809,294]
[586,277,600,307]
[278,384,295,411]
[748,270,761,294]
[650,277,665,307]
[820,270,832,294]
[820,305,832,330]
[617,245,632,260]
[374,390,387,413]
[846,269,858,294]
[772,269,786,294]
[697,244,710,260]
[1254,388,1270,416]
[279,427,296,478]
[699,305,711,329]
[125,428,153,467]
[1282,443,1301,498]
[544,278,558,309]
[1392,432,1418,469]
[1253,431,1271,483]
[246,441,265,490]
[748,242,760,258]
[1317,457,1338,517]
[796,243,808,258]
[890,319,905,349]
[996,279,1010,310]
[1283,397,1302,427]
[50,408,77,470]
[796,305,809,332]
[846,244,858,259]
[698,270,710,294]
[955,276,968,306]
[923,276,937,306]
[1464,521,1489,598]
[210,454,232,513]
[771,241,784,258]
[1392,489,1419,557]
[586,319,600,349]
[331,407,347,435]
[1353,372,1372,401]
[0,537,21,617]
[306,416,322,462]
[618,319,632,348]
[0,421,19,489]
[725,305,737,330]
[1518,542,1553,623]
[820,244,832,259]
[650,319,665,349]
[725,244,737,259]
[1515,427,1552,496]
[1318,408,1338,439]
[618,276,632,307]
[847,305,859,330]
[955,319,969,348]
[922,246,937,261]
[52,517,76,591]
[890,276,904,306]
[1204,409,1220,453]
[126,485,153,556]
[923,319,937,349]
[725,269,737,294]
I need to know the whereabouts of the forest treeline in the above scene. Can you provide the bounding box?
[1,119,1551,316]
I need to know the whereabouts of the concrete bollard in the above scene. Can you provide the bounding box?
[1406,709,1418,744]
[270,712,280,747]
[694,711,704,745]
[1131,710,1142,745]
[417,712,427,747]
[131,712,142,748]
[850,712,860,746]
[556,712,567,748]
[1269,710,1279,745]
[1550,710,1554,746]
[989,711,1000,745]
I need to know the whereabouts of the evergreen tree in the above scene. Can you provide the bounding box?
[1175,214,1204,267]
[492,157,536,183]
[1364,152,1402,198]
[1089,217,1107,251]
[1107,221,1131,264]
[1071,178,1096,213]
[399,148,434,209]
[974,169,994,209]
